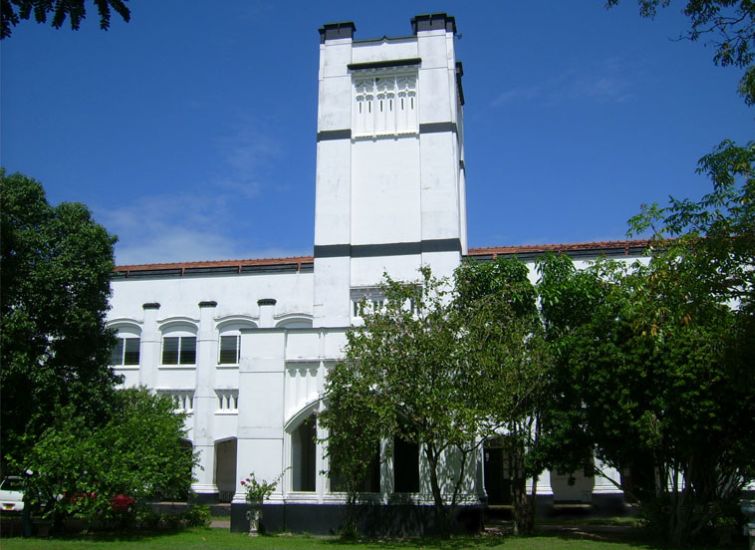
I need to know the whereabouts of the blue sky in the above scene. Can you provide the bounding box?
[2,1,751,265]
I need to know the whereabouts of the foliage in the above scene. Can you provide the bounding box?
[623,139,754,545]
[179,505,211,528]
[322,268,491,535]
[240,472,281,504]
[607,0,755,104]
[532,255,609,485]
[591,8,754,539]
[454,258,550,535]
[536,245,754,545]
[630,139,754,305]
[323,262,551,536]
[0,170,119,469]
[131,504,210,531]
[538,139,754,543]
[16,388,196,529]
[1,0,131,39]
[320,344,385,537]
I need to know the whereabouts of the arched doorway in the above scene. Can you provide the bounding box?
[214,438,237,502]
[291,414,317,492]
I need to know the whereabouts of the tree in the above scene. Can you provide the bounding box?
[1,0,131,40]
[454,257,550,535]
[323,261,551,536]
[1,170,119,469]
[630,139,754,305]
[321,268,491,536]
[537,243,754,545]
[607,0,755,104]
[624,138,754,544]
[319,359,385,537]
[18,388,196,529]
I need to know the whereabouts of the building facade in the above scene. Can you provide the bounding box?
[108,14,642,533]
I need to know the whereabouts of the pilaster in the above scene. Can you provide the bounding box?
[139,303,160,388]
[233,328,287,504]
[191,300,219,500]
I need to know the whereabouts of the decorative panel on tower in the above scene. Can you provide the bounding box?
[353,71,417,137]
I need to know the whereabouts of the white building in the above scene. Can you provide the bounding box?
[108,14,644,533]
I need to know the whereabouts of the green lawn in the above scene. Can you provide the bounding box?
[0,527,729,550]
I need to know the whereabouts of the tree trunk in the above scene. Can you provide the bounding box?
[341,489,359,539]
[425,445,451,537]
[510,440,534,535]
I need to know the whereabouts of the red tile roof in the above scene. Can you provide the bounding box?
[466,239,651,257]
[113,255,314,273]
[113,240,651,274]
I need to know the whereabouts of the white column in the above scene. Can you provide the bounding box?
[139,302,160,388]
[191,300,218,500]
[538,468,554,496]
[315,403,327,500]
[233,329,287,504]
[380,438,394,502]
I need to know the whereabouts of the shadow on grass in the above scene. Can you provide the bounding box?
[324,534,507,549]
[3,528,191,543]
[534,525,669,549]
[320,525,731,550]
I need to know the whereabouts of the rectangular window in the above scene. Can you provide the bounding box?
[110,338,124,365]
[162,336,197,365]
[179,337,196,364]
[162,337,179,364]
[123,338,140,365]
[218,335,240,364]
[394,436,420,493]
[110,337,140,366]
[330,440,380,493]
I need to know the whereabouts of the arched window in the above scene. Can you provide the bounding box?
[109,323,141,366]
[216,320,256,366]
[161,323,197,366]
[291,414,317,492]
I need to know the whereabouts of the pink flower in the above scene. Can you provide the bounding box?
[241,480,246,486]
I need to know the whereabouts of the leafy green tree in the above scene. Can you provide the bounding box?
[592,6,753,541]
[535,254,625,473]
[322,268,493,536]
[607,0,754,104]
[319,361,384,537]
[537,244,754,545]
[1,0,130,39]
[1,170,119,469]
[624,138,754,544]
[323,262,551,536]
[18,388,196,528]
[454,257,550,535]
[630,140,754,305]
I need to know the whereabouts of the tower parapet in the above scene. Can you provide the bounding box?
[313,14,468,327]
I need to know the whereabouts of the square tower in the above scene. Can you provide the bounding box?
[313,14,468,327]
